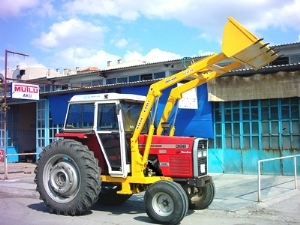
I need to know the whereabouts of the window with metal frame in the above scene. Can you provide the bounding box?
[0,112,4,147]
[7,105,19,147]
[154,72,165,79]
[106,78,117,84]
[37,100,47,148]
[37,99,63,147]
[212,97,300,150]
[92,80,103,86]
[117,77,128,84]
[129,75,140,82]
[65,103,94,129]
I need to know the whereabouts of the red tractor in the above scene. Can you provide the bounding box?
[34,17,278,224]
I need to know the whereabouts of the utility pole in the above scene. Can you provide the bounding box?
[3,50,29,179]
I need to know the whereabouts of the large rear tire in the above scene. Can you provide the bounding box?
[34,139,101,215]
[184,181,215,210]
[98,185,132,206]
[144,180,188,225]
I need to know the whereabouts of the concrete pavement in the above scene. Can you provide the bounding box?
[0,162,36,180]
[0,162,299,212]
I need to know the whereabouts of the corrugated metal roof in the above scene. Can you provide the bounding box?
[271,42,300,48]
[102,60,172,72]
[227,62,300,76]
[39,78,163,96]
[39,62,300,96]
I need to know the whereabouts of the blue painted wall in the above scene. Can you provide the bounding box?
[45,84,300,175]
[208,149,300,175]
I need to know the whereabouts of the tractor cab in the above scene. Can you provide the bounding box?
[60,93,149,177]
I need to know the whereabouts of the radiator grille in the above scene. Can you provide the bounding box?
[169,156,190,175]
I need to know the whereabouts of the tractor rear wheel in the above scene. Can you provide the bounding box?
[184,181,215,210]
[34,139,101,215]
[144,180,188,225]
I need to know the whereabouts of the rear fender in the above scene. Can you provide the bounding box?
[55,132,107,173]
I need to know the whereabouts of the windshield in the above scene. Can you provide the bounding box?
[121,101,149,133]
[65,103,94,129]
[64,100,150,132]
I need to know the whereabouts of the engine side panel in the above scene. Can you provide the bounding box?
[139,135,195,178]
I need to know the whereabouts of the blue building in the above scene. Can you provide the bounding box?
[1,42,300,175]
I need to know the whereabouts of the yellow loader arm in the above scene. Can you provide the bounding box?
[156,61,242,136]
[130,17,279,176]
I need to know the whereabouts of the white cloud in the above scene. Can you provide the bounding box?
[0,0,39,19]
[198,50,214,57]
[144,48,181,62]
[36,1,56,17]
[199,33,214,43]
[49,47,120,70]
[142,0,300,39]
[0,0,55,19]
[32,19,107,49]
[4,0,299,72]
[0,55,46,75]
[124,48,181,63]
[44,47,181,70]
[62,0,300,40]
[124,51,143,62]
[16,60,46,69]
[110,38,128,48]
[62,0,140,20]
[4,1,300,35]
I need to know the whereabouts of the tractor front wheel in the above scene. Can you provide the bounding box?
[144,180,188,225]
[184,181,215,210]
[34,139,101,215]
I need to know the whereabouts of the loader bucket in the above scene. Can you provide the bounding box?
[222,17,278,70]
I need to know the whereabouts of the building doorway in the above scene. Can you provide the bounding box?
[5,102,36,162]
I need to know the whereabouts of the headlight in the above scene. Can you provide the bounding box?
[198,150,207,157]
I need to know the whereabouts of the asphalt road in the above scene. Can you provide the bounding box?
[0,190,299,225]
[1,166,299,225]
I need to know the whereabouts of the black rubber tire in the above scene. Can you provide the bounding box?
[184,181,215,210]
[171,181,189,218]
[144,180,188,225]
[34,139,101,215]
[98,186,132,206]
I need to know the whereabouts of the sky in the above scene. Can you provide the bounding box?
[1,0,300,74]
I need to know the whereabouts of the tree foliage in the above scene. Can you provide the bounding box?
[0,102,9,112]
[0,85,9,112]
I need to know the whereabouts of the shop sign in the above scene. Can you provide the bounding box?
[11,83,39,100]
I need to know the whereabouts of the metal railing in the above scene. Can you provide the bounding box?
[1,152,39,179]
[257,154,300,202]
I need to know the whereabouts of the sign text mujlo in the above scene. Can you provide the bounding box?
[11,83,39,100]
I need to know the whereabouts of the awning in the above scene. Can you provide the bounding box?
[48,94,75,125]
[207,71,300,101]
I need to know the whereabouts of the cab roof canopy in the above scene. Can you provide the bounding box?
[69,93,146,103]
